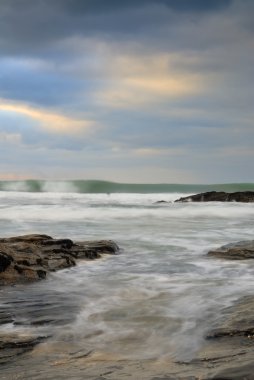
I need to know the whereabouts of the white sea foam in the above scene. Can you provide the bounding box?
[1,181,31,192]
[0,191,254,361]
[41,181,79,193]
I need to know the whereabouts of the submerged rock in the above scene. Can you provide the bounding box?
[0,234,119,285]
[208,240,254,260]
[175,191,254,203]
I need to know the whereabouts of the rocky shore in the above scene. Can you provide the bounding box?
[0,234,119,368]
[1,236,254,379]
[175,190,254,203]
[55,263,253,380]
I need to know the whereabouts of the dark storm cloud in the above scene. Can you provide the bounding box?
[1,0,233,14]
[0,0,232,55]
[59,0,232,14]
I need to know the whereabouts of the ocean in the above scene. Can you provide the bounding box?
[0,181,254,377]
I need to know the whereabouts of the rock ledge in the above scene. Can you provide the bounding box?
[0,234,119,285]
[175,191,254,203]
[208,240,254,260]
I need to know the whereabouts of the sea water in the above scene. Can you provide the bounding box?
[0,184,254,373]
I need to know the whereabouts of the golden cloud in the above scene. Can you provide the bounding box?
[0,99,96,134]
[133,147,184,156]
[94,53,203,109]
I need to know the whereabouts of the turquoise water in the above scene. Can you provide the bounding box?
[0,179,253,193]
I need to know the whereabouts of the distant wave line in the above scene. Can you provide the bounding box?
[0,180,253,194]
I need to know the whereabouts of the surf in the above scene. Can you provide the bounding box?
[0,180,253,193]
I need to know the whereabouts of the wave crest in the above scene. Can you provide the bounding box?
[0,180,253,194]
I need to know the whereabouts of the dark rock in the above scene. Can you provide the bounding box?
[208,241,254,260]
[0,252,13,272]
[41,238,73,249]
[0,310,13,325]
[0,335,46,349]
[75,240,119,258]
[0,333,47,365]
[0,234,119,285]
[0,234,53,244]
[175,191,254,203]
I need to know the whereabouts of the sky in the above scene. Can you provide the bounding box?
[0,0,253,183]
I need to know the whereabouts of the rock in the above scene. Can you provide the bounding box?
[73,240,120,259]
[0,234,119,285]
[175,191,254,203]
[207,296,254,339]
[196,296,254,379]
[0,333,47,365]
[0,235,120,369]
[0,310,13,325]
[208,240,254,260]
[0,251,13,272]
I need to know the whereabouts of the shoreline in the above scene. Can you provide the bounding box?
[1,235,254,378]
[1,295,254,379]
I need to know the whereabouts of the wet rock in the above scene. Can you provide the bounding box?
[0,310,13,325]
[195,296,254,379]
[209,365,254,380]
[175,191,254,203]
[73,240,120,260]
[0,234,53,244]
[0,333,47,365]
[207,296,254,340]
[208,241,254,260]
[0,234,119,285]
[0,252,13,272]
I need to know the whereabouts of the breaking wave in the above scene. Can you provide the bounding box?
[0,179,253,194]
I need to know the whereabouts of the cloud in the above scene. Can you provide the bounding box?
[93,53,203,109]
[0,131,21,144]
[95,79,196,110]
[0,56,84,108]
[132,147,184,157]
[0,0,253,183]
[0,0,234,56]
[0,99,97,135]
[59,0,232,14]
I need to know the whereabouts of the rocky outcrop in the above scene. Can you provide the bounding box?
[0,234,119,285]
[175,191,254,203]
[208,240,254,260]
